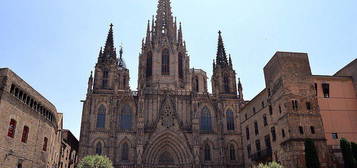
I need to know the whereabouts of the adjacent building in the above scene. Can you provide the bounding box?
[0,68,62,168]
[59,129,79,168]
[240,52,357,167]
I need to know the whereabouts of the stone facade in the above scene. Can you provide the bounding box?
[59,129,79,168]
[240,52,331,167]
[240,52,357,168]
[78,0,244,167]
[0,68,62,168]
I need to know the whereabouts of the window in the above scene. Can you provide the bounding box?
[178,52,184,79]
[263,114,268,126]
[279,105,282,114]
[310,126,315,134]
[8,119,17,138]
[332,133,338,139]
[269,105,273,115]
[246,127,250,140]
[226,110,235,130]
[21,126,29,143]
[247,145,252,157]
[271,127,276,142]
[43,137,48,151]
[253,107,256,113]
[292,100,298,110]
[102,71,109,89]
[96,142,103,155]
[120,105,132,130]
[264,135,271,149]
[306,102,312,110]
[282,129,286,138]
[204,144,211,161]
[200,107,212,132]
[17,162,22,168]
[161,48,170,75]
[314,83,318,96]
[229,144,236,161]
[96,105,106,128]
[245,114,247,120]
[146,51,153,77]
[322,83,330,98]
[194,77,199,92]
[254,121,259,135]
[261,101,265,108]
[224,76,230,93]
[121,143,129,161]
[299,126,304,135]
[255,140,261,152]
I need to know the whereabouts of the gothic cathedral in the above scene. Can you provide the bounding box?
[78,0,244,167]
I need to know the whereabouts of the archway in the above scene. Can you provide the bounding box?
[143,130,193,167]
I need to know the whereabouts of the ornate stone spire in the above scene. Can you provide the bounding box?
[103,24,116,58]
[146,20,151,44]
[178,22,183,45]
[118,45,126,68]
[154,0,175,41]
[216,31,228,66]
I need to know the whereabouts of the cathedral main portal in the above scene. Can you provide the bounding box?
[143,131,194,167]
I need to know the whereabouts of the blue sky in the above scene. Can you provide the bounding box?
[1,0,356,138]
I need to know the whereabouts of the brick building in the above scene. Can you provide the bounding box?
[0,68,63,168]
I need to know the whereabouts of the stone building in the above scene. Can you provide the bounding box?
[240,52,357,167]
[59,129,79,168]
[0,68,62,168]
[78,0,244,167]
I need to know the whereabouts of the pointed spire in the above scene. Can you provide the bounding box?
[178,22,183,45]
[238,78,242,90]
[216,30,228,66]
[103,24,116,58]
[87,71,93,94]
[146,20,151,44]
[229,54,233,67]
[155,0,174,37]
[118,45,126,68]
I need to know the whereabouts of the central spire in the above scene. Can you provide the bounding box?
[155,0,175,39]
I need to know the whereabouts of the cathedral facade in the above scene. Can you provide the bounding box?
[78,0,244,167]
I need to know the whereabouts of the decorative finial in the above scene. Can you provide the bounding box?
[110,23,113,28]
[119,44,123,58]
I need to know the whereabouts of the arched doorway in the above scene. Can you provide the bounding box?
[143,131,193,167]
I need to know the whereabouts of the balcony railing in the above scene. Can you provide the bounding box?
[251,148,272,161]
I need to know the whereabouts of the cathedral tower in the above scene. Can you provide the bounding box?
[92,24,130,92]
[138,0,190,90]
[212,31,238,97]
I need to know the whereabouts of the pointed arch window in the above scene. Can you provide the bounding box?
[226,110,235,130]
[204,144,211,161]
[229,144,236,161]
[120,104,132,130]
[224,75,230,93]
[96,142,103,155]
[102,71,109,89]
[178,52,184,79]
[96,105,106,128]
[200,107,212,132]
[162,49,170,75]
[146,51,153,77]
[121,142,129,161]
[194,77,199,92]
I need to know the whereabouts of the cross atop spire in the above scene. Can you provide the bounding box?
[216,30,228,66]
[103,23,116,58]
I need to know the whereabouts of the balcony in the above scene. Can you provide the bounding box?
[251,148,272,162]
